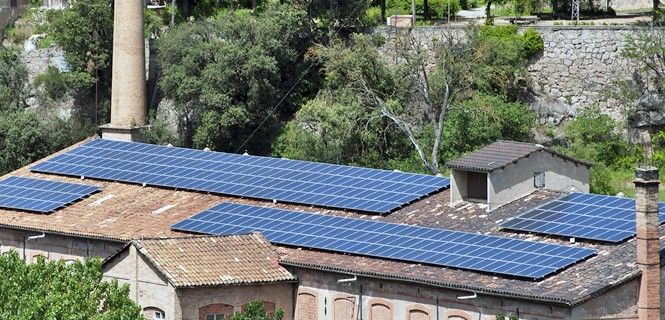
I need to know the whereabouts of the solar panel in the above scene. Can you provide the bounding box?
[0,176,100,213]
[172,202,597,280]
[500,192,665,242]
[30,139,450,213]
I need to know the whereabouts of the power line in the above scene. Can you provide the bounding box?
[235,1,368,153]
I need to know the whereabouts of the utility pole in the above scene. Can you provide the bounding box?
[411,0,416,27]
[571,0,580,23]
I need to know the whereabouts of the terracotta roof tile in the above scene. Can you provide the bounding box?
[447,140,591,172]
[132,233,295,287]
[0,138,644,306]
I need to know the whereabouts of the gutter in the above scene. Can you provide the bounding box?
[280,259,575,307]
[281,258,647,308]
[0,223,128,243]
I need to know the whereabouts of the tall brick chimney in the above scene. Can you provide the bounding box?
[635,166,661,320]
[99,0,147,142]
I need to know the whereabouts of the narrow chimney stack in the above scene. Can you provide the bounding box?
[100,0,147,142]
[634,166,661,320]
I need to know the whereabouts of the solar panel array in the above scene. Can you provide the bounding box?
[172,202,597,280]
[0,176,100,213]
[501,192,665,242]
[30,139,449,213]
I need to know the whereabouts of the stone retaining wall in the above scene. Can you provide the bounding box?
[375,26,663,123]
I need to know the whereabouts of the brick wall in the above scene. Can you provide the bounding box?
[0,227,122,262]
[177,283,294,320]
[291,267,646,320]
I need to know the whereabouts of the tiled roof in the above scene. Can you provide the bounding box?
[128,233,295,287]
[279,190,644,306]
[0,138,647,306]
[447,140,592,172]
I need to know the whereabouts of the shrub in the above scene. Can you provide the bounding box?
[385,0,461,18]
[522,27,544,57]
[364,6,384,26]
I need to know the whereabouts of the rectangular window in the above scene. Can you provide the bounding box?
[534,172,545,188]
[154,311,165,320]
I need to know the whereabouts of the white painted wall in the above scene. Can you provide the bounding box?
[488,151,589,210]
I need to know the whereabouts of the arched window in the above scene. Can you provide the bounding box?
[199,303,233,320]
[333,296,356,320]
[295,288,318,320]
[368,298,394,320]
[406,304,432,320]
[143,307,166,320]
[444,309,473,320]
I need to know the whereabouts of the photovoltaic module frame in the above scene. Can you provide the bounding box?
[30,139,450,213]
[172,202,597,280]
[501,192,665,242]
[0,176,100,213]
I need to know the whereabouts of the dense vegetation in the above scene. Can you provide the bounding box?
[0,0,661,197]
[0,251,142,319]
[274,25,539,174]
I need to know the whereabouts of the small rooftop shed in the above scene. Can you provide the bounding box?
[447,140,592,211]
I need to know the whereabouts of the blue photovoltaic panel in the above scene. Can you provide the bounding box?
[501,192,665,243]
[0,176,100,213]
[172,202,597,280]
[30,139,450,213]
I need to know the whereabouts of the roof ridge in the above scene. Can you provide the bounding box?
[134,232,263,243]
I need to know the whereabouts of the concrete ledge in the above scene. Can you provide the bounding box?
[99,123,149,142]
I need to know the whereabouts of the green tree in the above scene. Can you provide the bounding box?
[441,94,534,160]
[273,93,414,169]
[469,26,541,100]
[0,47,91,175]
[622,28,665,95]
[0,250,142,319]
[0,48,28,111]
[229,300,284,320]
[315,32,473,174]
[558,106,633,195]
[158,5,319,153]
[46,0,113,124]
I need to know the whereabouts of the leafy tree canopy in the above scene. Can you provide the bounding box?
[0,250,142,320]
[229,300,284,320]
[158,4,320,153]
[275,26,539,174]
[0,48,28,111]
[46,0,114,125]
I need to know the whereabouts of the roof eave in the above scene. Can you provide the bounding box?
[279,259,575,307]
[173,278,298,289]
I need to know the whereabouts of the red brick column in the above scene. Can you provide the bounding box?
[634,167,661,320]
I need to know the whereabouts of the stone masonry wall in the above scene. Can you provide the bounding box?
[375,26,663,123]
[610,0,651,11]
[528,27,640,122]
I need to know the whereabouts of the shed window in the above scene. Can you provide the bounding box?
[534,172,545,188]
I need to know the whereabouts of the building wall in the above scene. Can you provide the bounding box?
[176,282,294,320]
[0,227,122,262]
[291,267,581,320]
[449,169,468,206]
[489,151,589,210]
[570,277,639,319]
[103,245,177,319]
